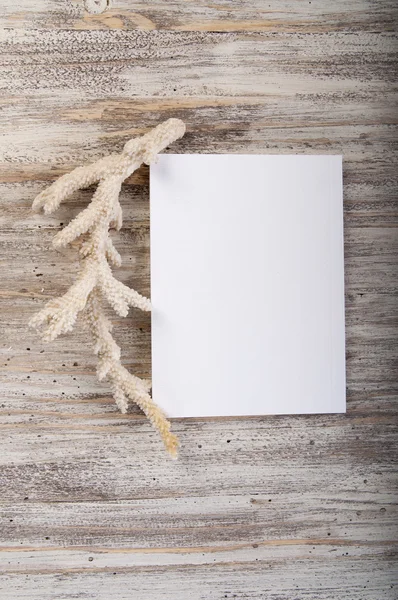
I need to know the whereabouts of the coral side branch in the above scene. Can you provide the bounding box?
[29,119,186,456]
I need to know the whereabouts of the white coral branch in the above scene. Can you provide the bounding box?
[104,238,122,267]
[29,118,185,456]
[83,291,178,457]
[32,155,120,214]
[29,258,97,341]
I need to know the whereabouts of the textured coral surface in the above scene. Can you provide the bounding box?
[30,118,186,456]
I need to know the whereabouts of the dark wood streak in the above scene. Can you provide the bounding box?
[0,1,397,598]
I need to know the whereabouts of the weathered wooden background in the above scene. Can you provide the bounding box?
[0,1,397,598]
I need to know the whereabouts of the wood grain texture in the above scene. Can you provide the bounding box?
[1,0,397,32]
[0,1,397,599]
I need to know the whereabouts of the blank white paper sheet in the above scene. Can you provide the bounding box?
[150,154,345,417]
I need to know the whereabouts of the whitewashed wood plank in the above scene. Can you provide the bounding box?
[0,0,396,32]
[0,549,397,600]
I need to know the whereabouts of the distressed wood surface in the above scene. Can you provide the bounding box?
[0,1,397,599]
